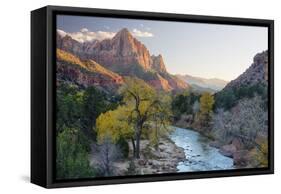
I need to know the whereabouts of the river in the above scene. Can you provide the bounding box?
[170,127,234,172]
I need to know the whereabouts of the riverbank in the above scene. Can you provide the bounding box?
[125,137,185,174]
[174,120,242,163]
[174,122,240,166]
[174,117,265,168]
[210,139,262,168]
[112,136,186,175]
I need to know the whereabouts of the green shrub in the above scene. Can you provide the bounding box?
[56,127,96,179]
[215,83,267,111]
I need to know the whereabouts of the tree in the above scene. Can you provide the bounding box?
[96,137,123,176]
[171,91,200,119]
[213,95,268,148]
[56,127,95,179]
[56,83,84,131]
[215,83,268,111]
[198,92,215,130]
[82,86,106,140]
[200,92,215,114]
[96,77,171,158]
[96,105,134,144]
[192,100,200,115]
[120,77,171,158]
[148,94,172,148]
[214,89,236,110]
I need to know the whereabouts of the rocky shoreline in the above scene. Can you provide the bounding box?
[174,120,247,168]
[113,136,186,175]
[209,139,256,168]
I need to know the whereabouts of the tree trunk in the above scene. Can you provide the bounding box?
[135,126,141,159]
[105,144,110,175]
[136,135,140,158]
[131,138,136,158]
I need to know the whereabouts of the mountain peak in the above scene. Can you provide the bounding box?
[113,28,133,41]
[119,28,130,34]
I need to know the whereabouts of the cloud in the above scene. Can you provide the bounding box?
[131,29,154,37]
[57,28,154,43]
[57,28,116,43]
[80,28,89,33]
[57,29,67,37]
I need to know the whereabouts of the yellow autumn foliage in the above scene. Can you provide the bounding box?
[96,105,134,143]
[199,92,215,114]
[256,140,268,167]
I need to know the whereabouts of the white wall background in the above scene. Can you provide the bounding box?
[0,0,279,193]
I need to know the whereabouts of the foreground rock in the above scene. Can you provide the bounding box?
[136,137,186,174]
[113,137,186,175]
[219,144,237,157]
[216,137,264,168]
[233,150,251,166]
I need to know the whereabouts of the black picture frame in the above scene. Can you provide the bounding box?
[31,5,274,188]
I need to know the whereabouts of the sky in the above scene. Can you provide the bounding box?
[57,15,268,81]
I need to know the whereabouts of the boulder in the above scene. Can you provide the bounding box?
[219,144,237,157]
[137,159,146,166]
[209,141,221,148]
[231,138,243,150]
[233,150,251,167]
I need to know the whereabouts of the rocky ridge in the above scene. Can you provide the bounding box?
[56,49,123,91]
[57,28,189,91]
[223,50,268,91]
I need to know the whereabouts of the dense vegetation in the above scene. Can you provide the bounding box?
[171,83,268,167]
[172,91,215,133]
[56,78,173,178]
[56,83,117,179]
[171,92,200,119]
[214,83,267,110]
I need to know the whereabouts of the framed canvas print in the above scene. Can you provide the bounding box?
[31,5,274,188]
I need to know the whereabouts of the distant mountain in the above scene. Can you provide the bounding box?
[222,50,268,91]
[176,74,228,91]
[190,84,217,94]
[57,28,189,91]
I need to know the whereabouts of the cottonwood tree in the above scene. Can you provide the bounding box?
[198,92,215,130]
[96,77,171,158]
[120,78,171,158]
[96,105,134,143]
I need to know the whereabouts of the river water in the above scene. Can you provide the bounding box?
[170,127,234,172]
